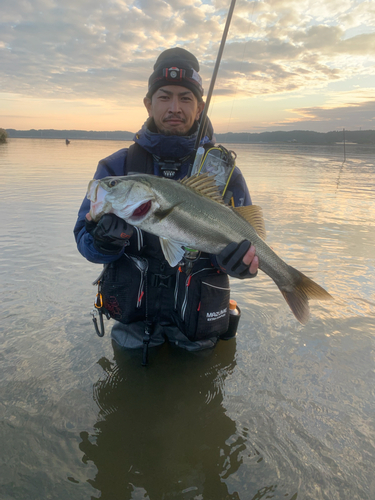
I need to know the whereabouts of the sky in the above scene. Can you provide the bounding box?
[1,0,375,133]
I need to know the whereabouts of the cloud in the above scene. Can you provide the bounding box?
[294,100,375,122]
[0,0,374,131]
[262,98,375,132]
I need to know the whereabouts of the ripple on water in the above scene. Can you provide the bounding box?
[1,140,375,499]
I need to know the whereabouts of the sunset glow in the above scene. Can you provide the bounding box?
[1,0,374,133]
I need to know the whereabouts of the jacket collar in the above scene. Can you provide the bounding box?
[133,118,214,158]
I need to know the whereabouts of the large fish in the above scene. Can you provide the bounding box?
[87,173,332,324]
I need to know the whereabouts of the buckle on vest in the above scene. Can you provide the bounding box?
[150,273,173,288]
[159,159,182,179]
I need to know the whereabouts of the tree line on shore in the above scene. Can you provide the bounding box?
[5,129,134,141]
[216,129,374,145]
[4,128,375,145]
[0,128,7,143]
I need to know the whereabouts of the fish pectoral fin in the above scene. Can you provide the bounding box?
[233,205,266,240]
[159,238,185,267]
[154,203,181,221]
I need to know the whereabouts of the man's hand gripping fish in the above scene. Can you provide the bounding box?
[87,173,332,325]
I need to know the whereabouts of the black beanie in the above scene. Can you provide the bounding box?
[146,47,204,101]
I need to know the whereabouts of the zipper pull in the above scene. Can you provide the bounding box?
[138,290,145,306]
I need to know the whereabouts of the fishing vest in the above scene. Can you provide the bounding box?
[99,143,231,342]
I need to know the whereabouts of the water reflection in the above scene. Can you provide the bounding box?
[80,341,245,499]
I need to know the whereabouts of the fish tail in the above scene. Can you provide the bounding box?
[280,268,332,325]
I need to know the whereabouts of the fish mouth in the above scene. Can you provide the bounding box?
[88,181,110,221]
[87,179,100,202]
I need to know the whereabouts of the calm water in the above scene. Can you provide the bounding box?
[1,138,374,500]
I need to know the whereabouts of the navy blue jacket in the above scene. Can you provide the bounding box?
[74,119,252,264]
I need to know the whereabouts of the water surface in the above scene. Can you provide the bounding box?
[1,138,374,499]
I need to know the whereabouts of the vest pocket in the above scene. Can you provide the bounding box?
[175,269,230,341]
[101,254,148,324]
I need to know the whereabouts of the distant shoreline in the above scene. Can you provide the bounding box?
[5,128,375,145]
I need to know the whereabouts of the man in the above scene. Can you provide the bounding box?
[74,47,258,355]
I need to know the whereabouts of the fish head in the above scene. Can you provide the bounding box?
[87,175,159,224]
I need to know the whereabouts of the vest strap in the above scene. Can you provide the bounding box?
[125,143,155,175]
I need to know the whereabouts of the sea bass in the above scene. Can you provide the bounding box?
[87,173,332,324]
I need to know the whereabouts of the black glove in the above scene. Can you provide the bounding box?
[85,213,133,255]
[217,240,257,279]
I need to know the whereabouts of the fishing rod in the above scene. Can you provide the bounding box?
[187,0,237,177]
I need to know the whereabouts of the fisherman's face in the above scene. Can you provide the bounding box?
[144,86,204,136]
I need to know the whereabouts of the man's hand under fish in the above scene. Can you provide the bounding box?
[85,212,259,277]
[242,244,258,275]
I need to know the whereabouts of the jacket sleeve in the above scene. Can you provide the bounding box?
[73,149,129,264]
[228,166,252,207]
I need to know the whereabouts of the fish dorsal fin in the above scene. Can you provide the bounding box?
[233,205,266,240]
[180,174,225,205]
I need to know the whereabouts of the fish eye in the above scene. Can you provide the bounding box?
[109,179,117,187]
